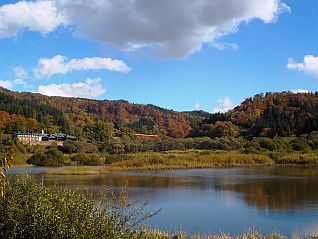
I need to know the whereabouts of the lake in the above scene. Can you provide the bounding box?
[9,166,318,237]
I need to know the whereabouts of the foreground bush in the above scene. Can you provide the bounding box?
[0,177,155,239]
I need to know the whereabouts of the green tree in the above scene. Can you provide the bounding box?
[93,121,114,142]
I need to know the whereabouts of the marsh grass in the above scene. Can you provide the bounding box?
[276,153,318,165]
[22,150,318,176]
[109,151,274,170]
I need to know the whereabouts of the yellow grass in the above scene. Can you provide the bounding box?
[109,151,274,171]
[47,166,109,175]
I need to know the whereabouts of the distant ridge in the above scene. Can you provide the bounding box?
[1,88,318,138]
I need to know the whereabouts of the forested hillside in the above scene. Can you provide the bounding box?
[237,92,318,137]
[190,91,318,138]
[0,88,69,134]
[1,88,318,139]
[0,87,203,138]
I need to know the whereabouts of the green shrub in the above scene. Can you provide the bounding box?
[105,154,132,164]
[99,139,125,154]
[306,131,318,150]
[291,138,310,151]
[60,139,80,153]
[26,149,67,166]
[265,151,287,161]
[242,147,260,154]
[61,140,99,154]
[248,137,291,152]
[71,153,104,166]
[258,138,278,151]
[182,137,244,151]
[0,176,156,239]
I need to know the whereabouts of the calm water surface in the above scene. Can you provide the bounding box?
[9,166,318,237]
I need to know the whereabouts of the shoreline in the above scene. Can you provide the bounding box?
[44,163,318,175]
[10,150,318,175]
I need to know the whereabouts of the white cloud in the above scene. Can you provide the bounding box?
[34,55,131,78]
[0,78,25,89]
[14,66,28,79]
[213,97,236,113]
[290,89,309,94]
[54,0,288,58]
[38,78,106,98]
[212,42,239,50]
[0,1,66,38]
[194,101,201,110]
[0,0,289,59]
[0,80,13,89]
[287,55,318,79]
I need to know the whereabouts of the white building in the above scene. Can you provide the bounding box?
[15,133,42,142]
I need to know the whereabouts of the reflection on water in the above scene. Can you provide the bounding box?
[215,167,318,212]
[9,166,318,236]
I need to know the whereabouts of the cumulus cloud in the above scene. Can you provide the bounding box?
[55,0,289,58]
[0,0,289,58]
[290,89,309,94]
[14,66,28,79]
[34,55,131,78]
[0,1,66,38]
[213,97,236,113]
[287,55,318,79]
[38,78,106,98]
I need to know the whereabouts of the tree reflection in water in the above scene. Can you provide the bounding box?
[213,167,318,212]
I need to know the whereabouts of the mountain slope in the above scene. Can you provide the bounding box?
[0,88,204,138]
[2,88,318,139]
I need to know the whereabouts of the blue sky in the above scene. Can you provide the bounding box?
[0,0,318,112]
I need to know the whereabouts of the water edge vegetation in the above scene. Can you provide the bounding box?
[44,150,318,175]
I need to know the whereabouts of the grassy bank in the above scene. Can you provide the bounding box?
[109,150,274,170]
[46,150,274,175]
[111,150,318,170]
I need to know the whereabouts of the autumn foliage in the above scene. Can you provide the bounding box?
[2,88,318,140]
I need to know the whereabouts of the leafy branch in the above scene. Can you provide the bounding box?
[0,154,13,197]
